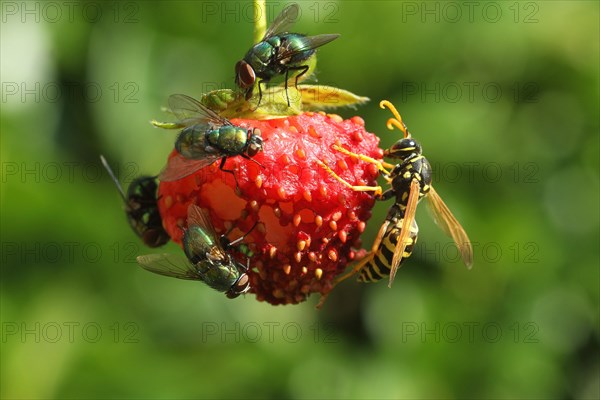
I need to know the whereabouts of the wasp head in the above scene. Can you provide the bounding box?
[384,138,422,160]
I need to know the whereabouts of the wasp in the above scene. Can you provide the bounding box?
[136,204,255,298]
[235,3,340,107]
[317,101,473,304]
[159,94,263,182]
[100,155,170,248]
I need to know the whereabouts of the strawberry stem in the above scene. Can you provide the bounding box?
[253,0,266,44]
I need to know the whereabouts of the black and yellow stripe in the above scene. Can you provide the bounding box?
[358,215,419,282]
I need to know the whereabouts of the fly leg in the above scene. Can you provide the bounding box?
[246,79,265,111]
[218,156,241,194]
[284,65,310,107]
[225,219,259,249]
[256,80,264,108]
[240,153,264,169]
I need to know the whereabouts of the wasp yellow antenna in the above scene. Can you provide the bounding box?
[379,100,409,138]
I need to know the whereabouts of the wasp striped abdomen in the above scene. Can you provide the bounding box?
[358,210,419,282]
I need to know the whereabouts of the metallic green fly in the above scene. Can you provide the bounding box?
[235,3,340,106]
[159,94,263,182]
[136,204,254,298]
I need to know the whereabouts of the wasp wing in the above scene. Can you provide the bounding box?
[158,153,221,182]
[168,94,231,127]
[273,34,340,63]
[389,179,420,287]
[136,253,202,281]
[264,3,300,39]
[426,186,473,269]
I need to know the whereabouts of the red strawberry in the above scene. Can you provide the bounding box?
[158,111,382,305]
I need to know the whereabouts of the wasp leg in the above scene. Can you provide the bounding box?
[316,160,383,197]
[316,220,391,309]
[331,144,395,174]
[337,219,390,283]
[315,257,371,309]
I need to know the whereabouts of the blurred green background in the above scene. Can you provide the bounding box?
[1,1,598,398]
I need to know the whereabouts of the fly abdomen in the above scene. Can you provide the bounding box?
[247,40,278,78]
[176,125,212,159]
[278,33,316,64]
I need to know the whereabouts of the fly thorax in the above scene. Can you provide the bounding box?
[205,128,222,148]
[248,41,276,75]
[215,126,248,155]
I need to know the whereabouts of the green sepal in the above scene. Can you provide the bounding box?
[150,120,184,129]
[199,87,303,120]
[151,83,369,127]
[298,85,370,110]
[199,90,238,112]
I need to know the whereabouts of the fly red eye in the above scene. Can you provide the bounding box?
[247,129,263,156]
[226,274,250,298]
[235,61,256,88]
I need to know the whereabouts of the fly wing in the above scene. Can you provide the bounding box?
[168,94,231,127]
[273,34,340,63]
[136,253,202,281]
[158,153,221,182]
[186,205,224,250]
[427,186,473,269]
[184,204,228,264]
[264,3,300,39]
[100,155,127,202]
